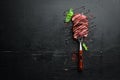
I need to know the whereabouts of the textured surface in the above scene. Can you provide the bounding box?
[0,0,120,80]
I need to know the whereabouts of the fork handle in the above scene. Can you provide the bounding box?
[78,41,83,71]
[78,50,83,71]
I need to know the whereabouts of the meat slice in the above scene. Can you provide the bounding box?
[72,13,88,39]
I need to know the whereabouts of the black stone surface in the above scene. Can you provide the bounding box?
[0,0,120,80]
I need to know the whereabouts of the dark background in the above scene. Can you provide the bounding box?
[0,0,120,80]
